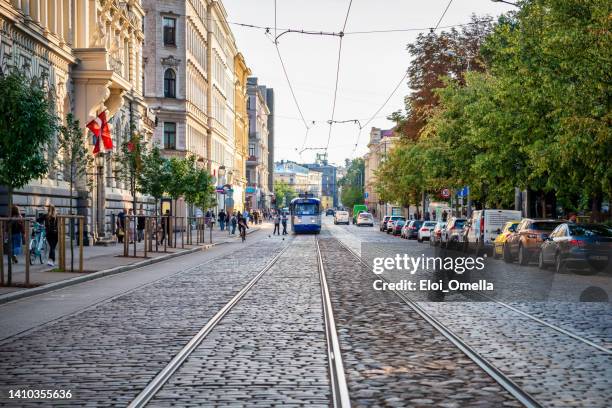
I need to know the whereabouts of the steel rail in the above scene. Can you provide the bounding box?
[315,237,352,408]
[128,243,292,408]
[471,291,612,355]
[331,238,543,408]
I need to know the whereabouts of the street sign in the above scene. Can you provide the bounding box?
[441,188,451,199]
[457,186,470,198]
[364,192,369,198]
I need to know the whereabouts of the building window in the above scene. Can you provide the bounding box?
[164,69,176,98]
[164,122,176,149]
[163,17,176,46]
[249,143,255,157]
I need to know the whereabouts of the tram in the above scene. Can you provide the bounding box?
[289,196,321,234]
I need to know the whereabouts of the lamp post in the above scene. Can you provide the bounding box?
[218,165,226,214]
[491,0,519,6]
[95,152,105,241]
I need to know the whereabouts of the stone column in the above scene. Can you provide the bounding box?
[75,0,88,48]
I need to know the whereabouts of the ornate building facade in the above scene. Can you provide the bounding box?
[233,52,250,213]
[143,0,241,215]
[0,0,154,243]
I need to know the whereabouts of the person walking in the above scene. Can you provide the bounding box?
[127,208,135,244]
[7,205,24,264]
[281,211,288,235]
[43,204,59,267]
[273,212,281,235]
[230,212,238,235]
[218,209,226,231]
[137,207,146,243]
[116,208,126,243]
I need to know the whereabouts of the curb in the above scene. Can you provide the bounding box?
[0,226,262,306]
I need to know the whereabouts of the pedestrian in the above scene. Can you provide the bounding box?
[43,204,58,267]
[230,212,238,235]
[273,212,281,235]
[424,212,430,221]
[137,206,146,243]
[281,211,288,235]
[160,209,170,245]
[568,212,577,223]
[116,208,126,243]
[218,209,226,231]
[6,205,24,264]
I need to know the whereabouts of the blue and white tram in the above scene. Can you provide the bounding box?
[289,197,321,234]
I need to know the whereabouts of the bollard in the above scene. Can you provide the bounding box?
[24,219,30,286]
[123,216,128,257]
[181,217,184,249]
[79,218,84,273]
[0,221,4,286]
[59,219,65,271]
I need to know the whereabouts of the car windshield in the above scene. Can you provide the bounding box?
[454,220,466,228]
[295,203,318,215]
[569,224,612,238]
[337,211,348,216]
[391,216,405,221]
[396,221,405,226]
[424,221,437,227]
[413,221,423,226]
[359,213,372,218]
[531,222,562,231]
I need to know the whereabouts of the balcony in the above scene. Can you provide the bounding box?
[246,155,261,166]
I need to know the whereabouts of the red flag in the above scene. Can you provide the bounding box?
[86,115,102,154]
[98,111,113,150]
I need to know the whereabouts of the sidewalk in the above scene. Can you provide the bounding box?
[0,224,264,297]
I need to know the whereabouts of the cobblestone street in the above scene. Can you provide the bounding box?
[0,220,610,407]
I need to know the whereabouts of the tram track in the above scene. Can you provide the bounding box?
[128,235,350,407]
[331,237,542,408]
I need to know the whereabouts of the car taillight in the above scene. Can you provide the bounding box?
[569,239,586,247]
[480,218,484,234]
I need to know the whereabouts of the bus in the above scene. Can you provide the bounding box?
[289,197,321,234]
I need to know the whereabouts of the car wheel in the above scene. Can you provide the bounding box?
[493,246,500,259]
[538,250,547,269]
[518,245,530,266]
[503,244,513,263]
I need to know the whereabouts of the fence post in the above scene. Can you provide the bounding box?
[24,219,30,286]
[0,221,4,286]
[123,216,128,257]
[79,217,84,273]
[59,218,65,271]
[181,217,184,249]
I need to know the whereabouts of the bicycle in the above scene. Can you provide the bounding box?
[29,222,48,265]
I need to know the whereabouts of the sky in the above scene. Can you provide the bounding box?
[223,0,516,167]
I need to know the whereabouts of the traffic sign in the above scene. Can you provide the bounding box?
[441,188,450,199]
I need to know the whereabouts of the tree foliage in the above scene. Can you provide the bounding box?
[273,181,297,208]
[0,71,57,213]
[339,158,365,209]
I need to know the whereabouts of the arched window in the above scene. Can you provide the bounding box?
[164,69,176,98]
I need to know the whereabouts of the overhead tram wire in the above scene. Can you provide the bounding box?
[325,0,353,157]
[353,0,455,154]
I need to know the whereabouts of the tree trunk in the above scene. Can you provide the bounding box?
[70,182,74,272]
[6,187,13,285]
[590,191,602,222]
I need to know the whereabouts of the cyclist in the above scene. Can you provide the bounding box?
[237,213,249,242]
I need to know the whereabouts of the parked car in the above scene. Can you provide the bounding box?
[380,216,391,232]
[382,216,405,233]
[430,221,447,246]
[334,210,350,225]
[440,217,467,249]
[463,209,522,255]
[325,208,335,216]
[356,212,374,227]
[417,221,438,242]
[391,219,405,235]
[402,220,423,239]
[504,219,565,265]
[493,220,521,259]
[539,223,612,273]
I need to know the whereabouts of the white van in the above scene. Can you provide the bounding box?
[333,210,350,225]
[463,209,522,254]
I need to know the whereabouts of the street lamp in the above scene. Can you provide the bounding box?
[95,152,106,241]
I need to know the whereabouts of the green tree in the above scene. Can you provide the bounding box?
[0,71,57,214]
[273,181,297,208]
[183,156,216,212]
[138,144,170,215]
[339,158,365,210]
[56,113,92,271]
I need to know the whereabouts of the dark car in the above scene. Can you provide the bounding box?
[539,223,612,273]
[403,220,423,240]
[504,219,565,265]
[391,220,405,236]
[325,209,335,216]
[380,216,391,232]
